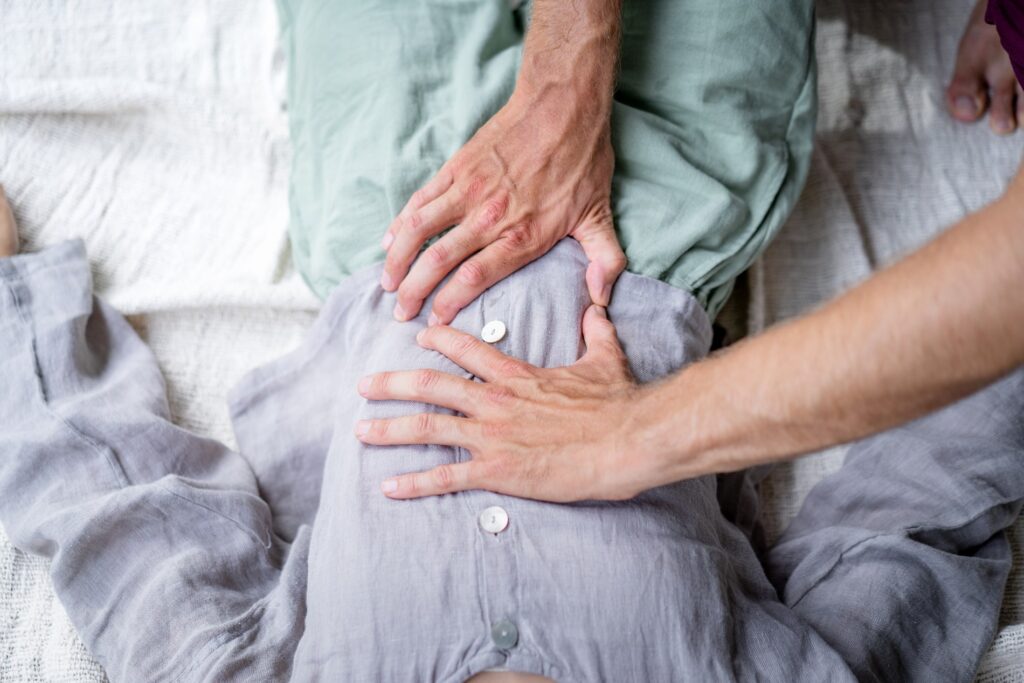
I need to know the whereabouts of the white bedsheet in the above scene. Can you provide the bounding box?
[0,0,1021,680]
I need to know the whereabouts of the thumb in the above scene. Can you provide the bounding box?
[573,217,626,306]
[579,305,628,374]
[946,56,985,123]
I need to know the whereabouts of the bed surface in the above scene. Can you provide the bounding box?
[1,0,1022,680]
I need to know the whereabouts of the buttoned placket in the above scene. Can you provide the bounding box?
[468,287,523,658]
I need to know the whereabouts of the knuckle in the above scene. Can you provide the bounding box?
[497,358,526,377]
[431,297,455,320]
[415,370,440,393]
[456,259,488,287]
[449,333,478,361]
[479,196,508,228]
[370,372,391,395]
[406,475,421,496]
[432,464,455,490]
[413,413,435,438]
[500,224,533,251]
[424,242,449,268]
[404,211,424,233]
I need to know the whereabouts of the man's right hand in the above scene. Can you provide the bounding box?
[380,0,627,327]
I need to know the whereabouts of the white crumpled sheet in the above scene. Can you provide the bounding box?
[0,0,1021,680]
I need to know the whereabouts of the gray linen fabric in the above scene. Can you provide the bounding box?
[0,238,1021,681]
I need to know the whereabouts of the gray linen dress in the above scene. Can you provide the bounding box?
[1,238,1022,681]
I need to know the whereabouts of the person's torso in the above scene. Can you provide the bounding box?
[269,240,854,682]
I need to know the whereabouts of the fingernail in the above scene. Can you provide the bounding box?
[416,328,427,344]
[428,313,439,327]
[993,117,1013,134]
[393,303,408,321]
[381,232,394,250]
[592,305,607,319]
[381,479,399,494]
[955,96,977,117]
[358,376,371,394]
[355,419,370,437]
[600,283,612,305]
[381,271,395,290]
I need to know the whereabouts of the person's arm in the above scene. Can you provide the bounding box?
[381,0,626,325]
[356,168,1024,502]
[637,166,1024,487]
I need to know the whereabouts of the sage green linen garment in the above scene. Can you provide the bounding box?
[278,0,816,318]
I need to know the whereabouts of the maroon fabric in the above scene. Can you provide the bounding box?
[987,0,1024,86]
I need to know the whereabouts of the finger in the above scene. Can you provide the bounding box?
[430,231,541,324]
[578,305,629,373]
[379,461,478,499]
[990,82,1018,135]
[355,413,477,449]
[1017,82,1024,128]
[417,325,531,381]
[573,216,626,306]
[383,194,462,310]
[357,369,486,415]
[395,224,489,325]
[383,168,455,250]
[947,56,987,123]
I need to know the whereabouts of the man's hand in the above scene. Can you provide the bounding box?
[947,0,1023,135]
[355,306,643,502]
[381,0,626,325]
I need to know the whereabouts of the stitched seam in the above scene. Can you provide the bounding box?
[788,532,890,608]
[158,484,272,550]
[4,276,130,489]
[167,600,269,682]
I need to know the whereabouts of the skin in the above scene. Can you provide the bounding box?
[380,0,626,326]
[358,163,1024,502]
[0,186,17,258]
[948,0,1023,135]
[466,673,554,683]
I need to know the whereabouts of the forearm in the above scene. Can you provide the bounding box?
[633,171,1024,485]
[514,0,622,117]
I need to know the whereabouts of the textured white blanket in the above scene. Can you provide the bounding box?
[0,0,1021,680]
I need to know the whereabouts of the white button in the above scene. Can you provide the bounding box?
[481,320,506,343]
[479,506,509,534]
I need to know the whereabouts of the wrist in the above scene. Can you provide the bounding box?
[604,372,719,497]
[506,82,612,138]
[516,50,617,105]
[637,361,742,486]
[514,3,620,119]
[600,389,656,498]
